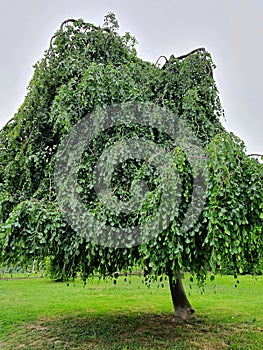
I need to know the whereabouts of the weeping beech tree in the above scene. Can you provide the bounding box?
[0,14,262,321]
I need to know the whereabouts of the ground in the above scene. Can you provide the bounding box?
[0,274,262,349]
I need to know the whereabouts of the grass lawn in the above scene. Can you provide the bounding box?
[0,274,262,349]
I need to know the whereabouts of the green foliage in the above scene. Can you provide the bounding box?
[221,257,263,276]
[0,14,262,284]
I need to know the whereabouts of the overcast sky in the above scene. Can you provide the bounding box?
[0,0,262,154]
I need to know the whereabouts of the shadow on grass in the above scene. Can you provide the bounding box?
[2,313,263,350]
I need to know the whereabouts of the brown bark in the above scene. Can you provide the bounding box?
[168,270,195,322]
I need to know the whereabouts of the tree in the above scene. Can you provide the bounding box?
[0,14,262,321]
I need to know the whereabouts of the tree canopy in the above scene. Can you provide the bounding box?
[0,14,262,318]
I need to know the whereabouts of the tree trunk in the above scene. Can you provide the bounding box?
[168,270,195,322]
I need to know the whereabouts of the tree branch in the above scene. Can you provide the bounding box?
[175,47,206,60]
[46,19,111,61]
[6,117,14,125]
[0,117,15,134]
[248,154,262,157]
[155,55,168,66]
[160,47,212,76]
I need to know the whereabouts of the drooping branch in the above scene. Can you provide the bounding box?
[5,117,14,126]
[156,47,207,68]
[175,47,206,60]
[59,18,111,34]
[46,19,111,60]
[47,19,78,54]
[0,117,15,134]
[248,154,262,158]
[160,47,212,76]
[155,55,168,66]
[59,19,78,30]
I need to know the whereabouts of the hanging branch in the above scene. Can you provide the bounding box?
[248,154,262,157]
[5,117,14,126]
[156,47,207,67]
[174,47,206,60]
[155,55,168,66]
[60,18,78,30]
[159,47,212,76]
[46,19,111,60]
[0,117,15,134]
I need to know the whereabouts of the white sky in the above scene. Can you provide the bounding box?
[0,0,262,154]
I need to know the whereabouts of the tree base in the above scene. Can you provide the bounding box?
[172,306,195,323]
[168,270,195,323]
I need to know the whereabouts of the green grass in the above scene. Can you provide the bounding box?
[0,275,262,349]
